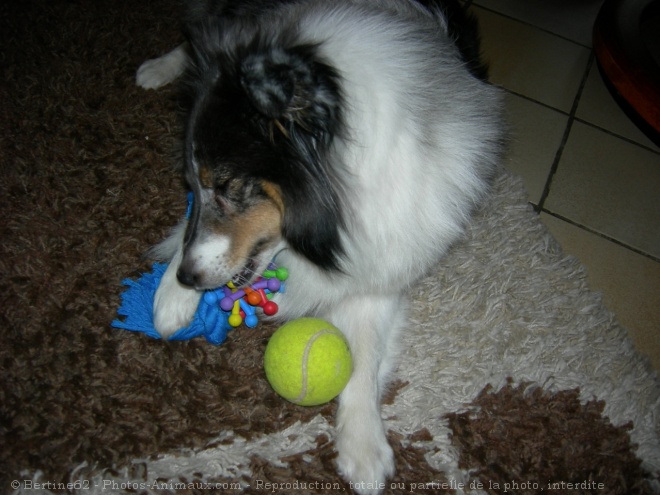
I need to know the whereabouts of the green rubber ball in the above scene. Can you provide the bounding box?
[264,318,352,406]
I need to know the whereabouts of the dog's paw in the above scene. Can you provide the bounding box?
[335,425,395,495]
[153,270,201,338]
[136,57,177,89]
[136,45,187,89]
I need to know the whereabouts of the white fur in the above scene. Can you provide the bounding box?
[151,222,203,337]
[182,235,233,285]
[140,2,503,494]
[136,44,188,90]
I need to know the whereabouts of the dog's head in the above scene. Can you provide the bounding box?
[176,23,346,290]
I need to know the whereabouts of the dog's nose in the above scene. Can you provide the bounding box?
[176,267,198,288]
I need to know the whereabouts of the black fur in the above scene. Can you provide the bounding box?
[182,18,347,270]
[186,0,299,24]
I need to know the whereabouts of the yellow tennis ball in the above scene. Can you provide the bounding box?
[264,318,352,406]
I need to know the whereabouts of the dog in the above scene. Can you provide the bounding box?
[137,1,503,493]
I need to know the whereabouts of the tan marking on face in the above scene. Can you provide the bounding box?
[260,180,285,216]
[213,197,283,268]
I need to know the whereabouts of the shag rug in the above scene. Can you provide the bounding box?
[2,1,659,494]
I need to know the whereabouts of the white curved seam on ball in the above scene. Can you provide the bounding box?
[295,329,335,404]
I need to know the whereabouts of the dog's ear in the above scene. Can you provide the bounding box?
[241,47,346,272]
[240,50,296,119]
[240,47,341,137]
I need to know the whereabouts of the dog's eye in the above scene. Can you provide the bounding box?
[215,178,255,213]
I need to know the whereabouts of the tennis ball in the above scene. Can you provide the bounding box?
[264,318,352,406]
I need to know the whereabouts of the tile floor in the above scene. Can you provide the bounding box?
[465,0,660,370]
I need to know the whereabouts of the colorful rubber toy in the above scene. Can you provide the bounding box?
[112,263,288,345]
[112,193,288,344]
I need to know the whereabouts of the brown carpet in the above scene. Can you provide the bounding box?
[1,1,658,494]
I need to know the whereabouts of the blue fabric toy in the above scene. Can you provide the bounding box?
[112,262,288,345]
[112,193,287,345]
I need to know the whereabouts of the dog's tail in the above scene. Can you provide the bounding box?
[417,0,489,81]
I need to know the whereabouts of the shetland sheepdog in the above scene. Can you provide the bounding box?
[137,1,503,492]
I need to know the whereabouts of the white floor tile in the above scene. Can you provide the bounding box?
[576,62,660,150]
[473,6,591,113]
[544,122,660,258]
[502,93,568,204]
[474,0,605,46]
[541,213,660,371]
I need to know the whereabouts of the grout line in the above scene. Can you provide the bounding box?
[573,116,660,155]
[499,87,660,155]
[534,52,595,213]
[499,87,570,116]
[540,210,660,263]
[469,3,594,49]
